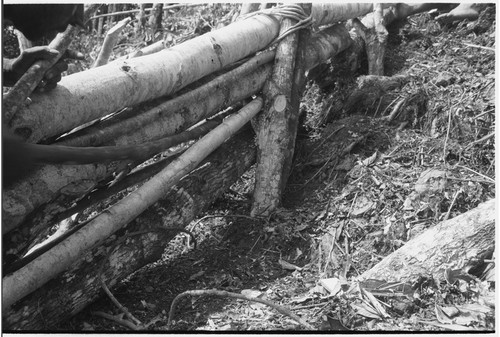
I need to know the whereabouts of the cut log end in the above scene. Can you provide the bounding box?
[273,94,287,113]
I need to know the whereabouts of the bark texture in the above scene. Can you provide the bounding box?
[359,199,495,282]
[3,100,262,311]
[3,129,257,330]
[3,24,351,243]
[251,16,300,216]
[8,15,280,143]
[2,61,272,236]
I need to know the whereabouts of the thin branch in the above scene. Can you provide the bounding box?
[167,289,314,330]
[465,132,494,149]
[456,165,495,183]
[91,311,139,330]
[463,42,495,52]
[442,104,454,162]
[97,228,197,327]
[443,189,461,221]
[191,214,262,230]
[98,275,142,326]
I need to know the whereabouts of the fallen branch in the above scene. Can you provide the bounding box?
[113,40,166,62]
[61,51,275,148]
[465,132,495,149]
[359,199,495,282]
[53,147,185,221]
[456,165,495,184]
[91,311,139,330]
[3,24,80,124]
[4,128,258,329]
[9,15,279,143]
[167,289,314,330]
[3,98,263,311]
[3,116,223,257]
[3,24,352,237]
[93,17,131,67]
[463,42,495,52]
[99,275,142,327]
[97,228,196,328]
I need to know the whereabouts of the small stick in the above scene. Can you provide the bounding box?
[443,189,461,221]
[456,165,495,183]
[465,132,494,149]
[97,228,197,327]
[463,43,495,52]
[291,301,329,310]
[167,289,314,330]
[98,274,142,326]
[91,311,139,330]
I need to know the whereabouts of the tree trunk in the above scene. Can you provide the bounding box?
[148,3,163,32]
[357,3,387,75]
[346,3,452,76]
[359,199,495,282]
[311,3,378,26]
[3,120,221,258]
[8,14,280,143]
[3,99,263,313]
[106,3,115,29]
[97,16,104,35]
[4,27,349,310]
[3,129,257,330]
[135,3,147,36]
[251,5,309,217]
[3,24,352,243]
[2,59,273,238]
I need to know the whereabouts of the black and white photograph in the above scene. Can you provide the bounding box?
[2,2,495,333]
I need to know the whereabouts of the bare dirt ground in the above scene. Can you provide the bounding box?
[47,4,495,332]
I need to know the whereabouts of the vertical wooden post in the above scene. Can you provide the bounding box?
[251,4,311,216]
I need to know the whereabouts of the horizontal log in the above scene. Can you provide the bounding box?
[1,63,271,237]
[3,24,352,238]
[3,129,257,330]
[9,14,280,143]
[359,199,495,282]
[3,99,264,312]
[60,52,276,147]
[311,3,376,26]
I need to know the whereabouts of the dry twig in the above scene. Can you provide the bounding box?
[167,289,314,330]
[96,228,197,328]
[91,311,139,330]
